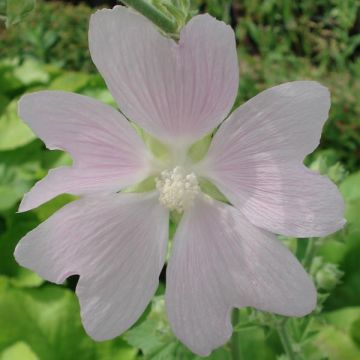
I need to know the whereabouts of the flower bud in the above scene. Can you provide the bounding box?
[315,263,343,291]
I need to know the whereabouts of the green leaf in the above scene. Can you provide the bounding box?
[318,240,348,264]
[324,307,360,334]
[344,201,360,231]
[4,0,36,27]
[0,186,20,212]
[0,101,36,151]
[13,59,49,86]
[351,318,360,348]
[0,279,91,358]
[124,296,174,356]
[0,94,9,114]
[40,150,72,170]
[326,230,360,309]
[95,338,137,360]
[337,172,360,236]
[0,279,136,360]
[0,0,5,15]
[0,59,23,95]
[82,88,116,107]
[236,327,276,360]
[0,212,43,287]
[312,325,360,359]
[0,342,39,360]
[124,296,194,359]
[49,72,90,92]
[340,171,360,202]
[124,296,243,359]
[0,141,43,211]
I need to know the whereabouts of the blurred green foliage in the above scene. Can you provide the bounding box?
[0,0,94,71]
[3,0,358,168]
[0,0,36,27]
[0,0,359,359]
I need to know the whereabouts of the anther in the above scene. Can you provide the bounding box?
[155,166,200,212]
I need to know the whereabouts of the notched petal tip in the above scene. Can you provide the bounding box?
[14,193,169,344]
[16,91,152,211]
[89,3,238,143]
[166,196,321,354]
[14,234,70,285]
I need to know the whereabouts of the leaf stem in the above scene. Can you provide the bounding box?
[275,318,297,360]
[302,238,317,270]
[120,0,177,34]
[231,309,243,360]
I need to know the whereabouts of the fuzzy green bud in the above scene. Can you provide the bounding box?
[309,154,347,185]
[315,263,343,291]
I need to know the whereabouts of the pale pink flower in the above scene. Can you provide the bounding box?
[15,6,345,356]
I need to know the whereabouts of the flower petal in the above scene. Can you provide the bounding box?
[198,81,345,237]
[15,192,168,340]
[206,81,331,161]
[89,6,238,144]
[19,167,128,212]
[166,196,316,356]
[18,91,151,211]
[205,160,345,237]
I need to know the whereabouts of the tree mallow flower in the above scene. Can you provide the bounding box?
[14,5,345,356]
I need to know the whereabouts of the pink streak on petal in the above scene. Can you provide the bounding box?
[15,192,169,340]
[89,6,238,144]
[166,196,316,356]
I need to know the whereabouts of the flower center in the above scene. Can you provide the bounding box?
[155,166,200,212]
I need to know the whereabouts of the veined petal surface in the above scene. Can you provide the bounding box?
[166,196,316,356]
[15,192,169,340]
[199,81,345,237]
[89,6,238,144]
[18,91,151,211]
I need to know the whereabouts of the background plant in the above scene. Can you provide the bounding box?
[0,1,359,359]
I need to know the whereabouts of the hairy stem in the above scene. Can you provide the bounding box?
[276,318,297,360]
[120,0,177,34]
[302,238,317,269]
[231,309,243,360]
